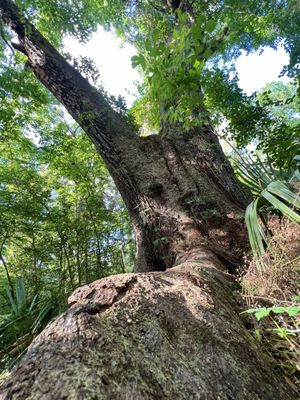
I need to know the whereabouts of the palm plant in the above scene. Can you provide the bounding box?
[0,278,58,369]
[231,148,300,270]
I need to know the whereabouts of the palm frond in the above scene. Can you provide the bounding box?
[229,144,300,271]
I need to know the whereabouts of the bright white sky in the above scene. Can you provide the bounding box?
[64,29,141,107]
[64,27,290,107]
[235,46,290,95]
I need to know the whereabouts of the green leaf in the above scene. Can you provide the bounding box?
[205,20,217,33]
[244,306,300,321]
[244,307,271,320]
[261,190,300,224]
[245,198,267,263]
[266,181,300,209]
[131,54,145,69]
[284,307,300,317]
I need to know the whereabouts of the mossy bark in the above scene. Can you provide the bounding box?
[0,261,297,399]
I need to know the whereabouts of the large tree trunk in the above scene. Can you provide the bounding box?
[125,129,250,272]
[1,0,250,272]
[0,262,297,399]
[0,1,296,398]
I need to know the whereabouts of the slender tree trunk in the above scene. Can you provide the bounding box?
[31,232,39,294]
[75,200,82,285]
[84,246,89,282]
[95,239,103,275]
[0,253,13,295]
[0,1,296,398]
[0,235,14,294]
[76,246,82,286]
[63,243,75,290]
[120,243,126,273]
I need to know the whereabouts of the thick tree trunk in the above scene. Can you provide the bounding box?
[0,0,249,273]
[0,261,297,399]
[1,2,296,398]
[126,129,250,272]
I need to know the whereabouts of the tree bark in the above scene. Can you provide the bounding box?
[0,262,297,399]
[1,0,250,273]
[1,2,296,398]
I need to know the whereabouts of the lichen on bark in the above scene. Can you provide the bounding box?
[0,263,297,399]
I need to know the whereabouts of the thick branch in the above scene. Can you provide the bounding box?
[0,0,145,244]
[0,0,137,172]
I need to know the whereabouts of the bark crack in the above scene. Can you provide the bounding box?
[71,276,138,317]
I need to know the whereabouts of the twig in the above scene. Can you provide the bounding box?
[242,295,298,305]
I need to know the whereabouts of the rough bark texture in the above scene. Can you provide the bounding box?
[0,0,250,273]
[128,130,250,273]
[1,2,296,399]
[0,262,297,399]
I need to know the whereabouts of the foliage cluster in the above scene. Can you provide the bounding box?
[0,278,57,370]
[126,1,300,152]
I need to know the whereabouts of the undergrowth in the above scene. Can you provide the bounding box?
[241,219,300,392]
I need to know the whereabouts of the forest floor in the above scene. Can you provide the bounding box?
[241,219,300,392]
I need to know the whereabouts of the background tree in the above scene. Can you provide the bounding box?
[0,98,134,368]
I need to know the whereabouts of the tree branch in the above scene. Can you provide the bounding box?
[0,0,142,219]
[0,0,137,172]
